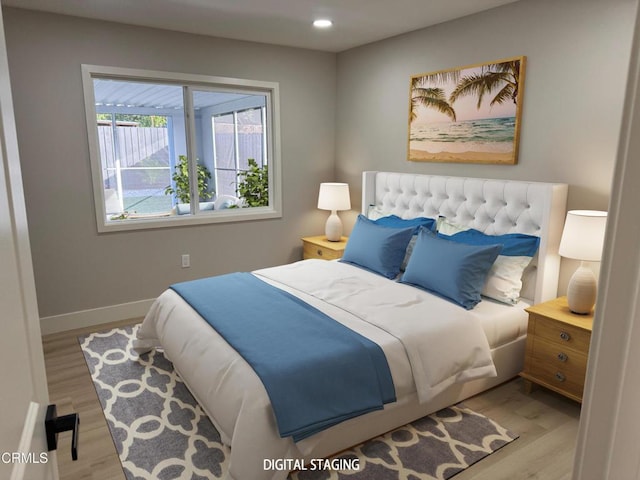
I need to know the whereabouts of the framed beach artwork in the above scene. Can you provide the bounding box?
[408,56,526,164]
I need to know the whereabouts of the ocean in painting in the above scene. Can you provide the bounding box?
[410,116,515,154]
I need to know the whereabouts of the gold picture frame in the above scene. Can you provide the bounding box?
[408,56,526,164]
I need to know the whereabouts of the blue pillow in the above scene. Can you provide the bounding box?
[373,215,437,271]
[438,229,539,257]
[437,219,540,304]
[340,215,415,279]
[401,228,502,309]
[373,215,435,233]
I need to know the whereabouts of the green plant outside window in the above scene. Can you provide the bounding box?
[164,155,213,204]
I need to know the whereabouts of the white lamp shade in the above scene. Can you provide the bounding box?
[317,183,351,211]
[559,210,607,262]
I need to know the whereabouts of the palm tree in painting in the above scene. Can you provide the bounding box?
[449,59,522,108]
[410,76,457,123]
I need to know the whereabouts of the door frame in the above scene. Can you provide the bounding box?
[0,6,58,480]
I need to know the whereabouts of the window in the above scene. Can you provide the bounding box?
[82,65,281,232]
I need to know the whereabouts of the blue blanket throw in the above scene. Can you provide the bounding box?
[170,272,396,441]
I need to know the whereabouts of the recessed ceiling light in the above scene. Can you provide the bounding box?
[313,19,333,28]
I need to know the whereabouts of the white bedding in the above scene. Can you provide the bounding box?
[134,259,521,480]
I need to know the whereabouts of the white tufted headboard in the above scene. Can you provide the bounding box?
[362,171,568,304]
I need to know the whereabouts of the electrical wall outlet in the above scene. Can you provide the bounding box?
[181,254,190,268]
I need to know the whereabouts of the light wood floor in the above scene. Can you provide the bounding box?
[43,320,581,480]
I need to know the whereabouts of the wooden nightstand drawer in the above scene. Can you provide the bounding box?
[303,242,343,260]
[530,314,590,352]
[527,362,586,400]
[301,236,348,261]
[530,338,588,374]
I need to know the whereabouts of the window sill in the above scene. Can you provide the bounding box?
[98,206,281,233]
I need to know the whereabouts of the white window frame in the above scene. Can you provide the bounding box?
[81,64,282,233]
[212,105,267,197]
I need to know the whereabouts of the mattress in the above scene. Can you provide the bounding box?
[471,297,530,350]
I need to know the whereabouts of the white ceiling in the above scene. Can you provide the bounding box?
[1,0,520,52]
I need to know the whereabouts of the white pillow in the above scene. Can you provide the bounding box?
[437,219,540,305]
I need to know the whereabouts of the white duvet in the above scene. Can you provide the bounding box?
[134,259,496,480]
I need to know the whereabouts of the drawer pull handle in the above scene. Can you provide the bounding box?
[555,372,566,382]
[557,352,568,362]
[317,249,323,256]
[559,331,571,341]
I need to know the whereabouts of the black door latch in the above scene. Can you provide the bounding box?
[45,404,79,461]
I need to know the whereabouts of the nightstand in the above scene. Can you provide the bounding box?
[301,235,348,260]
[520,296,593,402]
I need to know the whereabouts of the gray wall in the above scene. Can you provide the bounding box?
[334,0,637,292]
[336,0,636,214]
[3,8,337,318]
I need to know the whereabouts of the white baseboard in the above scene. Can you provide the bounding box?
[40,298,155,335]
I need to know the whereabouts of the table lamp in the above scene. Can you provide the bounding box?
[317,183,351,241]
[558,210,607,314]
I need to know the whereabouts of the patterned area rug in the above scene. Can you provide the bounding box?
[79,325,517,480]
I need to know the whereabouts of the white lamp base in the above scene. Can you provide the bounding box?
[566,261,597,314]
[325,211,343,241]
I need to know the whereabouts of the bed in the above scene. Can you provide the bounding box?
[134,171,568,480]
